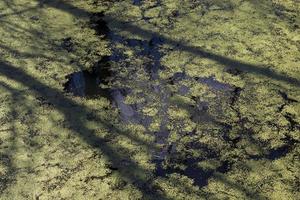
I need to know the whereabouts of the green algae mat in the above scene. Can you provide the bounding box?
[0,0,299,199]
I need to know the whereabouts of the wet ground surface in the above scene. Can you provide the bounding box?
[63,10,263,188]
[64,3,300,186]
[63,4,300,190]
[2,0,299,199]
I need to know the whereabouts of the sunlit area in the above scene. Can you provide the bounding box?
[0,0,299,199]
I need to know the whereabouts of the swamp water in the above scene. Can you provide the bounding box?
[63,0,299,197]
[1,0,299,199]
[64,12,244,187]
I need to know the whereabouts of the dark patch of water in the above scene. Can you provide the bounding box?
[133,0,142,6]
[90,12,110,36]
[76,12,235,187]
[30,15,39,21]
[182,163,214,187]
[266,145,291,160]
[284,113,300,131]
[167,72,190,95]
[226,67,243,76]
[278,91,298,103]
[230,87,242,106]
[65,12,168,126]
[63,66,147,124]
[169,72,187,85]
[126,38,148,48]
[169,73,234,94]
[196,76,233,92]
[249,144,291,161]
[110,89,139,122]
[221,123,242,147]
[155,156,231,187]
[249,136,298,160]
[37,96,53,107]
[93,56,112,84]
[61,37,74,52]
[106,32,166,79]
[63,56,111,98]
[64,70,98,97]
[124,36,165,80]
[178,85,190,95]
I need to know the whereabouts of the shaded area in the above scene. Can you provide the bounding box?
[0,0,299,199]
[0,153,15,193]
[63,56,111,98]
[0,81,21,194]
[33,0,300,87]
[157,159,231,188]
[0,61,170,199]
[41,0,298,193]
[109,19,300,87]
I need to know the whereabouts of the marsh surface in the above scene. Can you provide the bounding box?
[0,0,299,199]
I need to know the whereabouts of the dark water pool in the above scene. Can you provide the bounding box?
[62,10,297,189]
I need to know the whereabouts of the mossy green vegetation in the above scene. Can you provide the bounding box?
[0,0,299,199]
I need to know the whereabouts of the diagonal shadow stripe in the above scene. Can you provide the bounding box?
[0,61,170,199]
[37,0,300,87]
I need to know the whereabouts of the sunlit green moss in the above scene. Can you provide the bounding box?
[0,0,299,199]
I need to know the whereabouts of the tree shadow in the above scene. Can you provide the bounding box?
[0,5,39,19]
[0,0,298,199]
[107,17,300,87]
[36,0,300,87]
[2,0,299,87]
[0,59,271,199]
[0,81,21,194]
[0,61,172,199]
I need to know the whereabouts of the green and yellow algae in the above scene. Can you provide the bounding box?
[0,0,300,199]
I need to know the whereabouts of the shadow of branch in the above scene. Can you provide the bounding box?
[0,61,171,199]
[37,0,300,87]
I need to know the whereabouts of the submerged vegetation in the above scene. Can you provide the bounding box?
[0,0,299,199]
